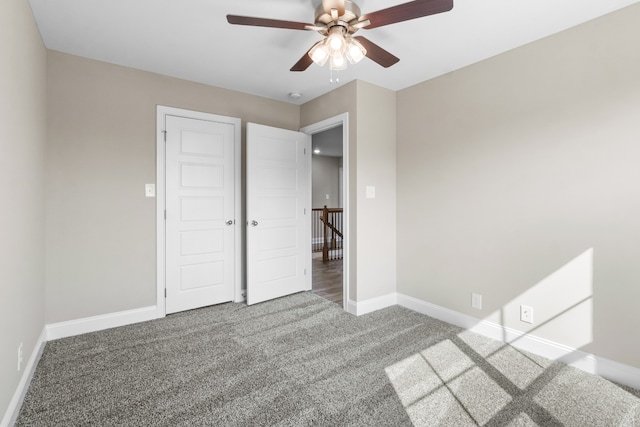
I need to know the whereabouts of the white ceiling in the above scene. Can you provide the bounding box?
[29,0,639,105]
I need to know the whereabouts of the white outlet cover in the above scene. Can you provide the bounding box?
[471,293,482,310]
[520,305,534,324]
[18,342,23,371]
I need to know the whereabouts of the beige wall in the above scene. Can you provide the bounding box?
[312,155,341,209]
[46,53,399,319]
[355,82,397,301]
[0,0,47,421]
[397,4,640,368]
[46,51,300,323]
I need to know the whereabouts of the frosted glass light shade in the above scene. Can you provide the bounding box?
[330,52,347,70]
[346,38,366,64]
[309,41,329,66]
[327,29,345,52]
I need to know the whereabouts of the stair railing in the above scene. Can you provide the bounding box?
[312,206,343,262]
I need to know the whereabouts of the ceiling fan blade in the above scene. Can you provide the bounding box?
[227,15,313,31]
[290,48,314,72]
[353,36,400,68]
[322,0,346,16]
[361,0,454,30]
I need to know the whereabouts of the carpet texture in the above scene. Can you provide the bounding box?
[16,292,640,426]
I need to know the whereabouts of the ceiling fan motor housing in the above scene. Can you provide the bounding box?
[314,0,362,35]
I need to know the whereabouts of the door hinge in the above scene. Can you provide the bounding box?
[304,208,306,215]
[164,288,167,298]
[304,268,307,275]
[164,210,166,220]
[162,130,167,142]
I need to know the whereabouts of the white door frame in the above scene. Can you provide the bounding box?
[300,113,350,310]
[156,106,242,318]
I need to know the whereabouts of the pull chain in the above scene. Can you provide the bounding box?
[329,69,340,84]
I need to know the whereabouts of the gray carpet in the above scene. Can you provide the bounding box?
[16,292,640,426]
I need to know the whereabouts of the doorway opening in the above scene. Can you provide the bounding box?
[301,114,349,309]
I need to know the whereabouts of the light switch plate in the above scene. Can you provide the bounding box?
[365,186,376,199]
[145,184,156,197]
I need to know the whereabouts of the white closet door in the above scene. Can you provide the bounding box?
[165,115,236,314]
[246,122,311,305]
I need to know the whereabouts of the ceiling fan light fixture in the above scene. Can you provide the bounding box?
[228,0,456,73]
[345,37,366,64]
[309,40,330,66]
[330,52,347,70]
[326,26,346,52]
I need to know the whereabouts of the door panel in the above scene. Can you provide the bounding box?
[246,123,311,305]
[165,115,236,314]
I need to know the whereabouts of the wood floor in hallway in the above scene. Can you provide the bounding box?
[311,253,343,305]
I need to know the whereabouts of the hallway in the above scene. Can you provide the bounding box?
[311,253,343,305]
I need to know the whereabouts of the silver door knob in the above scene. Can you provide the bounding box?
[226,220,234,226]
[250,220,259,227]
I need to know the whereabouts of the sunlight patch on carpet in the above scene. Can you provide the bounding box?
[386,338,513,426]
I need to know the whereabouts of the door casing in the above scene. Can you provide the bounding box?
[300,113,350,310]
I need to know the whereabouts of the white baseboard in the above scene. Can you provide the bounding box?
[1,327,47,427]
[346,299,358,315]
[396,293,640,390]
[350,293,397,316]
[46,305,158,341]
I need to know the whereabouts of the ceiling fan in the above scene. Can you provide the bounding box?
[227,0,454,72]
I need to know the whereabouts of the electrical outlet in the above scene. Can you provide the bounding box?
[241,290,246,299]
[471,293,482,310]
[520,305,533,324]
[18,342,23,372]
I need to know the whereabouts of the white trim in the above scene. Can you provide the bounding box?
[1,327,47,427]
[396,293,640,390]
[156,106,243,316]
[397,293,481,330]
[346,299,358,315]
[300,113,350,310]
[46,306,158,340]
[156,107,167,318]
[351,293,398,316]
[231,115,243,303]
